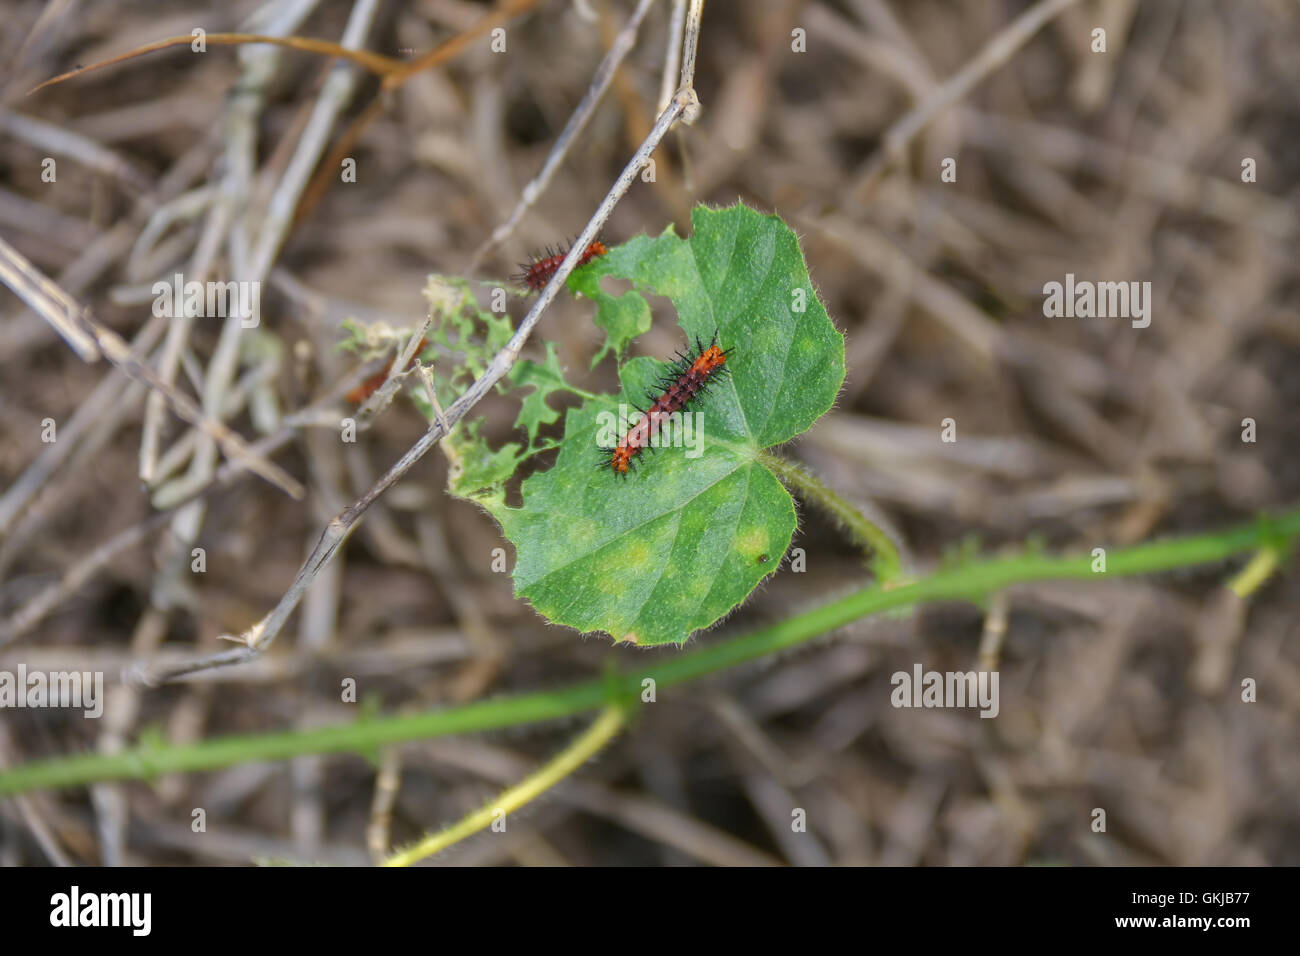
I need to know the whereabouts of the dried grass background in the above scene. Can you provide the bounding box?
[1,0,1299,866]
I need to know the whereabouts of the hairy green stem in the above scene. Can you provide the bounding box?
[1228,545,1283,598]
[0,509,1295,797]
[757,450,904,580]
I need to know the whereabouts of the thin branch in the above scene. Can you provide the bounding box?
[366,749,403,864]
[466,0,659,274]
[677,0,705,103]
[246,0,381,285]
[850,0,1082,198]
[658,0,688,113]
[138,78,704,685]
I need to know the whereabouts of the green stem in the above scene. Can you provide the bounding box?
[0,509,1296,797]
[757,450,904,581]
[1227,546,1281,598]
[383,705,627,866]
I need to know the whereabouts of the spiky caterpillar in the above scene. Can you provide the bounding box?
[605,333,731,476]
[513,239,608,292]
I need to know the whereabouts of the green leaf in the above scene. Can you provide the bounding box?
[568,239,654,367]
[446,420,524,507]
[509,341,576,445]
[458,202,845,645]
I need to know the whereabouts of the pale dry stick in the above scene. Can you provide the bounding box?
[848,0,936,75]
[0,188,99,252]
[805,4,934,100]
[850,0,1082,199]
[142,192,247,494]
[154,4,365,569]
[0,316,164,534]
[154,1,366,494]
[125,186,214,280]
[0,723,71,865]
[803,212,1001,361]
[677,0,705,106]
[740,770,832,867]
[977,591,1009,673]
[127,226,209,289]
[8,0,76,94]
[146,343,392,509]
[355,323,434,422]
[465,0,659,274]
[0,235,99,360]
[139,1,319,483]
[137,83,705,685]
[415,361,448,434]
[136,208,211,485]
[366,749,403,864]
[0,109,153,198]
[91,608,168,867]
[2,628,485,688]
[296,430,349,661]
[960,110,1296,240]
[70,91,225,144]
[291,732,328,857]
[0,380,150,582]
[293,0,540,225]
[149,429,204,498]
[178,4,361,493]
[151,0,374,503]
[657,0,687,113]
[0,236,303,498]
[0,441,282,649]
[338,453,425,570]
[244,0,321,36]
[152,682,214,806]
[149,349,281,493]
[0,375,374,648]
[317,332,437,570]
[246,0,381,286]
[414,513,503,702]
[0,132,217,361]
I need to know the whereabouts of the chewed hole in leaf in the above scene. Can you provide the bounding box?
[450,202,845,646]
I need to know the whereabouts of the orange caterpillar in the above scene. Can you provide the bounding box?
[606,333,731,476]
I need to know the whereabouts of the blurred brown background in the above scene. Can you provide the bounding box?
[1,0,1298,865]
